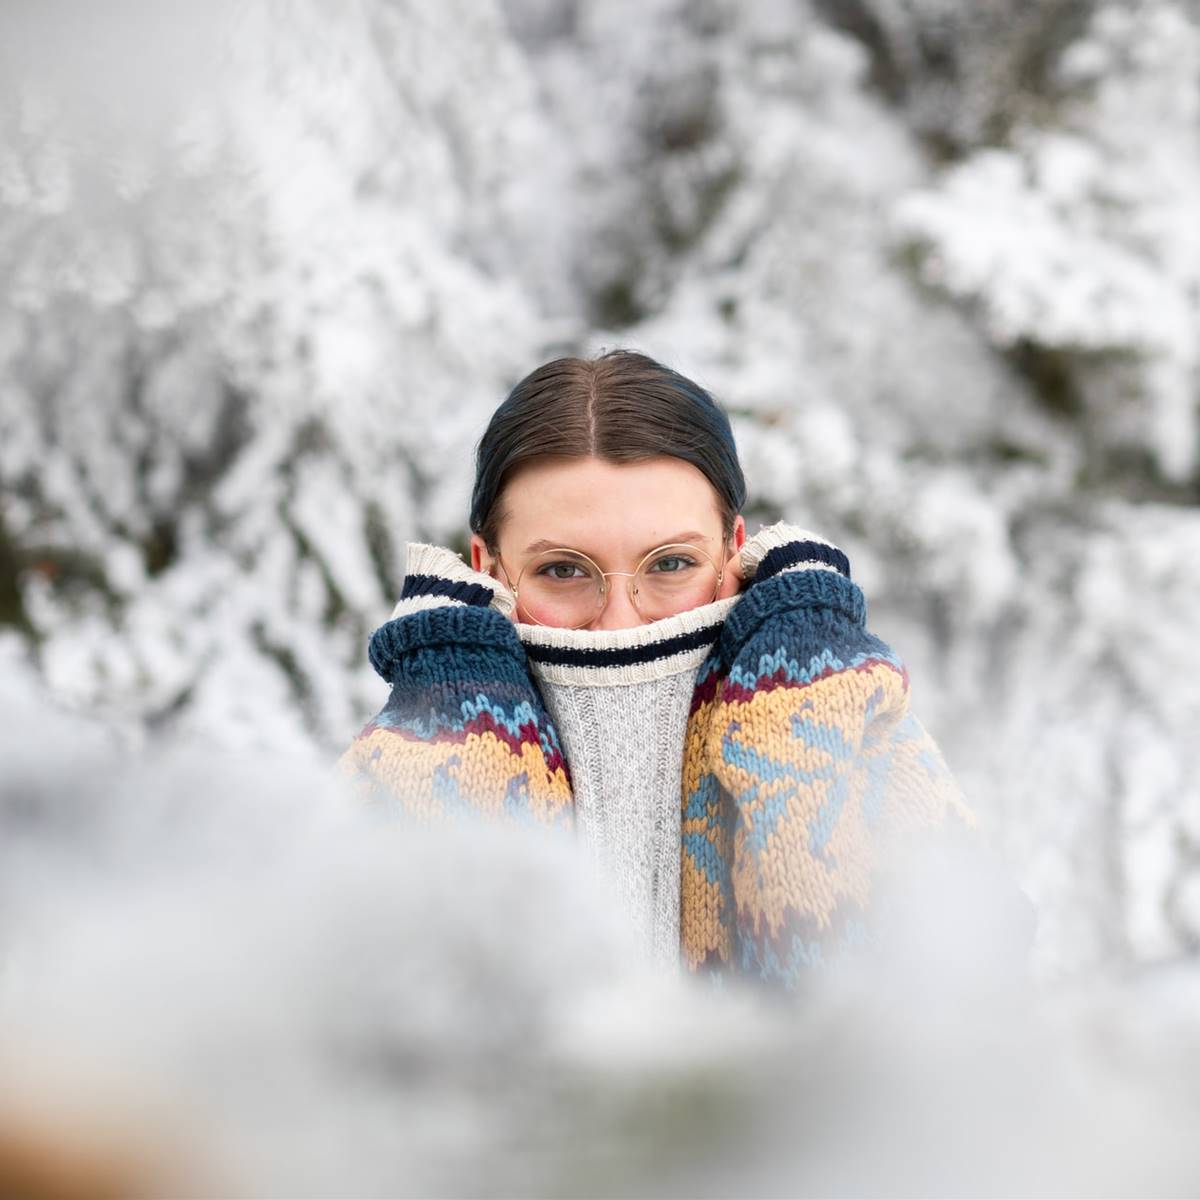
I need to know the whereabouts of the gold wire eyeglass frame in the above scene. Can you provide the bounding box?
[497,541,726,628]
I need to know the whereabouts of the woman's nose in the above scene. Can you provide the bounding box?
[593,578,642,630]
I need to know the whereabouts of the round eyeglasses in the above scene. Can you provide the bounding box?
[502,542,724,629]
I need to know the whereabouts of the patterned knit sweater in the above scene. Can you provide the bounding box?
[337,524,974,985]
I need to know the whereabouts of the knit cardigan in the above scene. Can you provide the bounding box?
[337,525,974,985]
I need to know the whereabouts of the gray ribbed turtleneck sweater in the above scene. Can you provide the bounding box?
[517,598,740,968]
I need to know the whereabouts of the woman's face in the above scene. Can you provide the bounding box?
[471,455,746,631]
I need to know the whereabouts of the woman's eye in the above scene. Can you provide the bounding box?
[649,555,696,574]
[538,562,587,581]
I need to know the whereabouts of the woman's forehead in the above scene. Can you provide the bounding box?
[503,455,718,506]
[499,456,724,552]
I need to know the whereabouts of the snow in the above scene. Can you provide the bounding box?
[1,699,1199,1195]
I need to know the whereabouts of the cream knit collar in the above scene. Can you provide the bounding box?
[517,595,741,688]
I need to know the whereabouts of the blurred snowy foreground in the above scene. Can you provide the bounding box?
[1,657,1198,1200]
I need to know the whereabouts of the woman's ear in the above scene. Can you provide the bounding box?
[472,534,508,582]
[717,515,747,598]
[469,533,492,574]
[468,535,487,576]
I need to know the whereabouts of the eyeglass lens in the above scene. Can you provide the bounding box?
[516,544,720,628]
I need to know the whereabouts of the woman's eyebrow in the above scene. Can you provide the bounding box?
[641,531,711,553]
[522,532,713,557]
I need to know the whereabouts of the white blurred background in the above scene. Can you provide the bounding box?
[2,1,1199,1192]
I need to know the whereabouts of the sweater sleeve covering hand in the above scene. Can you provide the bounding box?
[679,536,974,982]
[336,550,571,827]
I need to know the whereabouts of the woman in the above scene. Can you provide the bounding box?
[338,349,974,985]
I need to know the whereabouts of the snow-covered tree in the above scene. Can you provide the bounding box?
[0,0,563,752]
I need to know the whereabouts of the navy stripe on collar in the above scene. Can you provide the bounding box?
[523,622,722,669]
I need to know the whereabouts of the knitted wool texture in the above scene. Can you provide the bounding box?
[519,598,740,969]
[338,525,974,984]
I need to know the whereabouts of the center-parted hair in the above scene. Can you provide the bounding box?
[470,349,747,549]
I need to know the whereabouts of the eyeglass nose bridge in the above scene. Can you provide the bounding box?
[595,568,639,605]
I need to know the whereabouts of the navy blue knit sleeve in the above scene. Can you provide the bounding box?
[338,593,572,827]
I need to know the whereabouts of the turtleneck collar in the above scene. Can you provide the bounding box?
[517,595,741,687]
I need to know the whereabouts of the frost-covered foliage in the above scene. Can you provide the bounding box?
[2,702,1199,1195]
[0,0,560,752]
[1,0,1198,978]
[897,0,1200,483]
[810,0,1100,153]
[887,0,1200,973]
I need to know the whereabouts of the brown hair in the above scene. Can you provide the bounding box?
[469,349,747,550]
